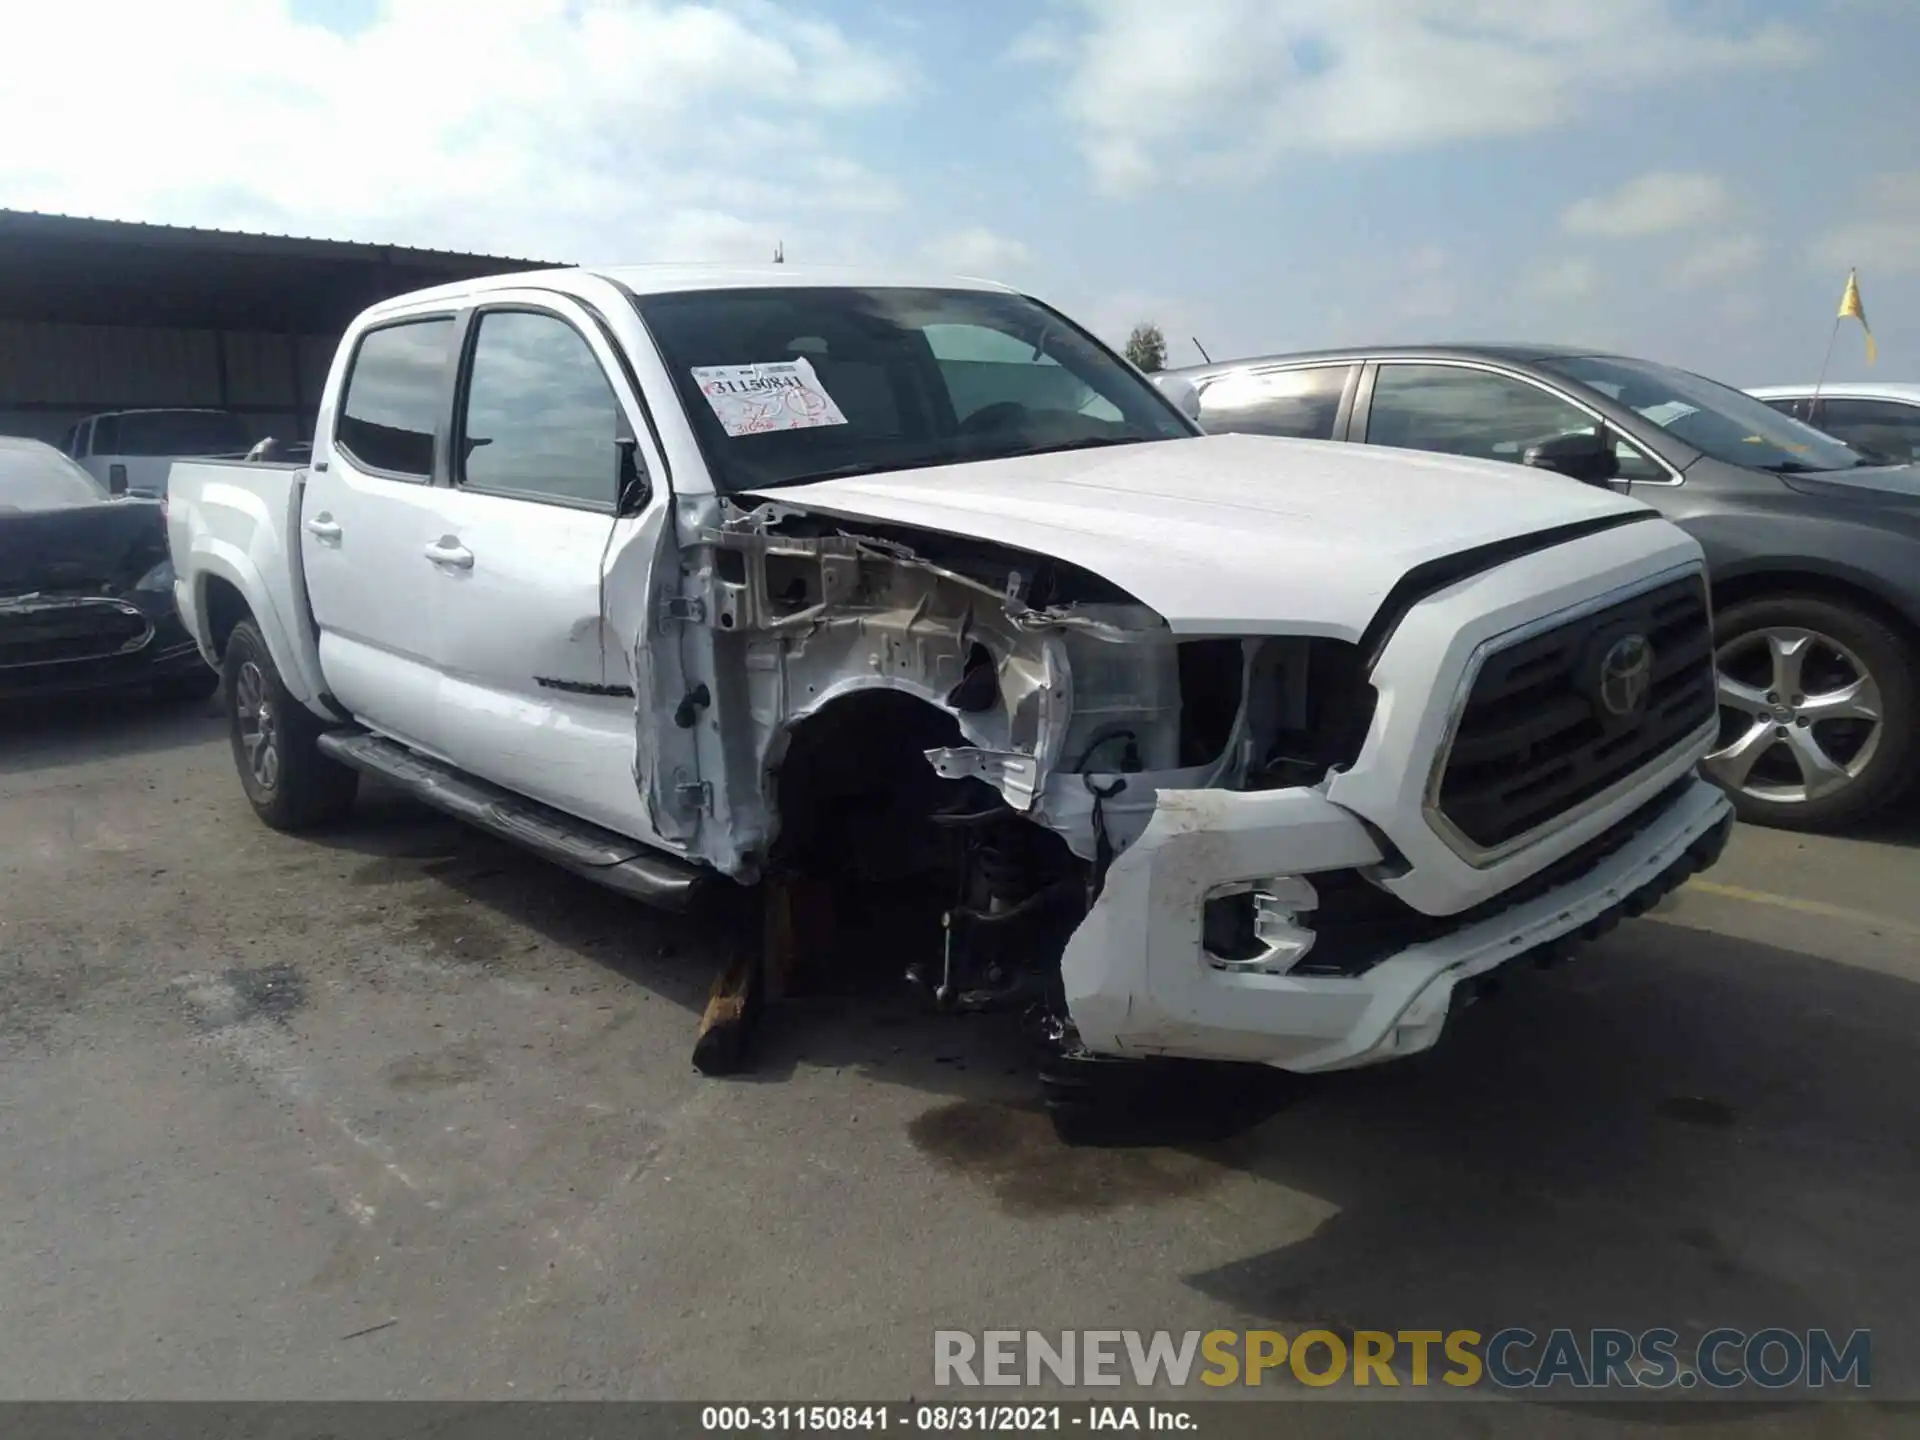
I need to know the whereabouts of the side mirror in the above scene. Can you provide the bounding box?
[614,412,651,514]
[1154,375,1204,424]
[1522,431,1619,485]
[108,462,128,496]
[616,437,651,514]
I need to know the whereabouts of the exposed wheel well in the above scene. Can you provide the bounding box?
[1711,570,1920,653]
[201,576,252,661]
[766,687,1083,1011]
[770,689,971,880]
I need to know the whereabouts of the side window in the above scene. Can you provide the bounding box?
[1197,366,1354,439]
[1609,435,1668,483]
[1761,395,1812,422]
[58,424,80,457]
[1365,363,1668,479]
[336,318,456,480]
[458,311,624,507]
[922,323,1124,425]
[1814,398,1920,464]
[1366,365,1603,461]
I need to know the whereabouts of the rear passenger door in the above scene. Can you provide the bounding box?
[303,313,459,752]
[1194,364,1357,439]
[422,300,667,843]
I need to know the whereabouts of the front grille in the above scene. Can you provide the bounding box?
[1299,774,1701,977]
[1433,573,1714,853]
[0,599,151,669]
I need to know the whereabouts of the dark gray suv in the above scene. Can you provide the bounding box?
[1159,345,1920,832]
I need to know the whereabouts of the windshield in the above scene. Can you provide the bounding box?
[96,410,253,457]
[1542,355,1872,474]
[0,440,108,511]
[632,287,1198,495]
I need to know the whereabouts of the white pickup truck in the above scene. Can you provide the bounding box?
[166,263,1733,1121]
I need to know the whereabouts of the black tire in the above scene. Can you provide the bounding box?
[153,666,221,704]
[1038,1049,1301,1147]
[222,619,358,831]
[1702,593,1918,832]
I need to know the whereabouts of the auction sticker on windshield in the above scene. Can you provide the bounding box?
[692,359,849,437]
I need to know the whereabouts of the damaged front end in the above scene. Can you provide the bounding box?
[642,491,1377,1030]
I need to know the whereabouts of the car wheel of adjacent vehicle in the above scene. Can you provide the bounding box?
[223,620,358,831]
[1700,594,1917,832]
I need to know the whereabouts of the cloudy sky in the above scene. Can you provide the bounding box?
[3,0,1915,382]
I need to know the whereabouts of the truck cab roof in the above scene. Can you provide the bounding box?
[358,263,1021,321]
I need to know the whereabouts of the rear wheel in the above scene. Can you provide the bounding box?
[1700,594,1917,832]
[223,620,358,831]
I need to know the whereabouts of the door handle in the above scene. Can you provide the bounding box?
[305,515,342,540]
[424,538,474,569]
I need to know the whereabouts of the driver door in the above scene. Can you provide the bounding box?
[421,296,676,846]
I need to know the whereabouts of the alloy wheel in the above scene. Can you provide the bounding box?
[1702,626,1883,805]
[235,660,282,791]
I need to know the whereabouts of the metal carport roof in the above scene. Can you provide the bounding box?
[0,209,564,331]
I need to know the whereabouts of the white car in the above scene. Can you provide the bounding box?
[1748,383,1920,466]
[163,264,1732,1131]
[60,407,255,497]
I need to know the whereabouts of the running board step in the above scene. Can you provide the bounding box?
[317,731,714,911]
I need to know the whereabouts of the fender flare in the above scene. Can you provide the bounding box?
[187,540,331,719]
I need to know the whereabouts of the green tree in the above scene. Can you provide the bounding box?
[1125,322,1167,373]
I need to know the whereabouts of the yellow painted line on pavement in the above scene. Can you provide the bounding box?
[1683,879,1920,940]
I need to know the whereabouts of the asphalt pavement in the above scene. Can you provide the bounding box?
[2,692,1916,1435]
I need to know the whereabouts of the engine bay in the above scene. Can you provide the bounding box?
[688,498,1380,1027]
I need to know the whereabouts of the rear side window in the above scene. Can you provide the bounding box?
[336,318,455,479]
[101,410,252,457]
[1815,398,1920,465]
[1197,365,1354,439]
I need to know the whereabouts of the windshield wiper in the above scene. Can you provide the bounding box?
[741,435,1157,493]
[751,462,893,489]
[741,455,958,493]
[1758,460,1824,474]
[1025,435,1156,457]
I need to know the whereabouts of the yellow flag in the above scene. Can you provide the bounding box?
[1838,269,1878,365]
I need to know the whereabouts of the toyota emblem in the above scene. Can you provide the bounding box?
[1597,634,1654,720]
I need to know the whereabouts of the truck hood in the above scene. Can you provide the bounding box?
[752,434,1651,638]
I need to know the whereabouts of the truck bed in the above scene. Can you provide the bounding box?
[164,458,332,712]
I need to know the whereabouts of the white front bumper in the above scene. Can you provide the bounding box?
[1058,775,1731,1071]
